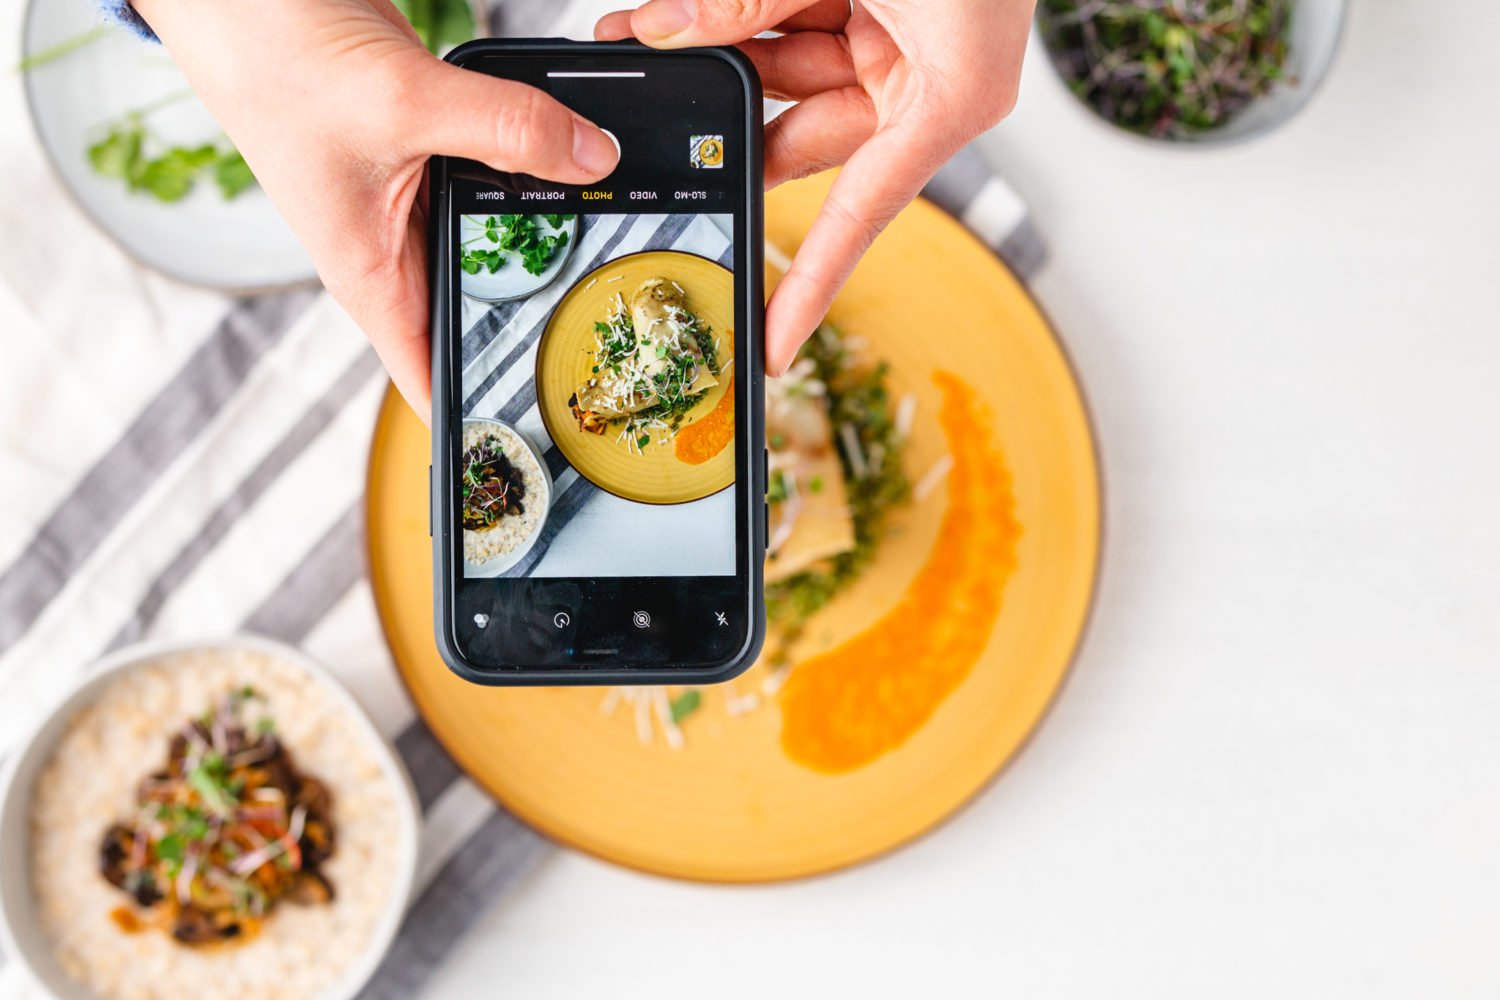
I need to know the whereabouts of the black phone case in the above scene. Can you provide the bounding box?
[429,39,766,687]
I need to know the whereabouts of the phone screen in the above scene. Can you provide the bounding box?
[436,47,762,680]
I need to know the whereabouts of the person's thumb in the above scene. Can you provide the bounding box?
[624,0,822,47]
[395,58,619,183]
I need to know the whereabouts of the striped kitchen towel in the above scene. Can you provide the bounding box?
[0,0,1045,996]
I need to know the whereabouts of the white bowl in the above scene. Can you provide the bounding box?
[1037,0,1348,147]
[0,636,420,1000]
[461,418,554,578]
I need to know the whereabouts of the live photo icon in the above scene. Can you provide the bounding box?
[690,135,725,169]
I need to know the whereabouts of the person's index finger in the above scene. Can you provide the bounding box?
[764,125,941,374]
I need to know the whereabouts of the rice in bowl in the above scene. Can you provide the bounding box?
[461,419,549,568]
[25,645,409,1000]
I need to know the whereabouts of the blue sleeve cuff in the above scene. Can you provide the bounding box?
[98,0,158,41]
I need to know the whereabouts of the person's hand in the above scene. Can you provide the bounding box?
[132,0,621,419]
[596,0,1033,374]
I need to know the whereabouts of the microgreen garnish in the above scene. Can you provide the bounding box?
[1038,0,1293,138]
[460,434,527,530]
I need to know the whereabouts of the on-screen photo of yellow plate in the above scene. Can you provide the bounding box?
[366,172,1100,883]
[535,250,735,505]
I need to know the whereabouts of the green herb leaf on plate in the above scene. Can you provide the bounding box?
[87,122,144,181]
[670,689,702,724]
[213,149,257,199]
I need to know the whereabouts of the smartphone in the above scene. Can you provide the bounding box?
[429,39,765,686]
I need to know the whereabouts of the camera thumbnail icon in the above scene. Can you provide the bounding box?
[690,135,725,169]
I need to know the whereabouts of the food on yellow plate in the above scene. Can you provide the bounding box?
[602,324,914,745]
[764,365,856,584]
[674,373,736,465]
[763,325,911,645]
[96,688,336,946]
[569,277,724,452]
[780,372,1022,772]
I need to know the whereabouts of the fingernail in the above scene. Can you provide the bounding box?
[572,120,619,176]
[635,0,695,41]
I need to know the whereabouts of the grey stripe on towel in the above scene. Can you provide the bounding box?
[108,350,383,651]
[923,145,1047,278]
[239,502,367,644]
[0,290,319,657]
[922,145,995,213]
[357,810,548,1000]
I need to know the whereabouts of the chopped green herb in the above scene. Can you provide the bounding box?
[187,755,236,818]
[765,325,911,642]
[670,689,702,724]
[766,469,789,504]
[460,215,575,278]
[213,149,257,199]
[85,105,259,204]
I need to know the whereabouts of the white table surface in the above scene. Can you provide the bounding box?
[426,3,1500,997]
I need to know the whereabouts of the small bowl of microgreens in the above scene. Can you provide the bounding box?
[1035,0,1346,146]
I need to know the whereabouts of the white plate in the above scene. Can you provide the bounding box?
[462,418,553,578]
[458,213,579,302]
[0,636,419,1000]
[22,0,317,291]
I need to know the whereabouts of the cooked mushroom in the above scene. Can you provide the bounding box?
[286,871,335,906]
[97,689,338,948]
[171,905,224,946]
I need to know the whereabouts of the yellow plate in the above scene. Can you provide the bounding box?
[367,172,1100,883]
[535,250,735,505]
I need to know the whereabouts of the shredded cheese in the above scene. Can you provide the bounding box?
[914,454,954,501]
[652,688,685,751]
[895,394,918,440]
[840,422,868,479]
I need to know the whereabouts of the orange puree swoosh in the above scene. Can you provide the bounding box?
[779,371,1021,773]
[674,374,735,465]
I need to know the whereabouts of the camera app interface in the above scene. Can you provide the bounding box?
[451,84,745,586]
